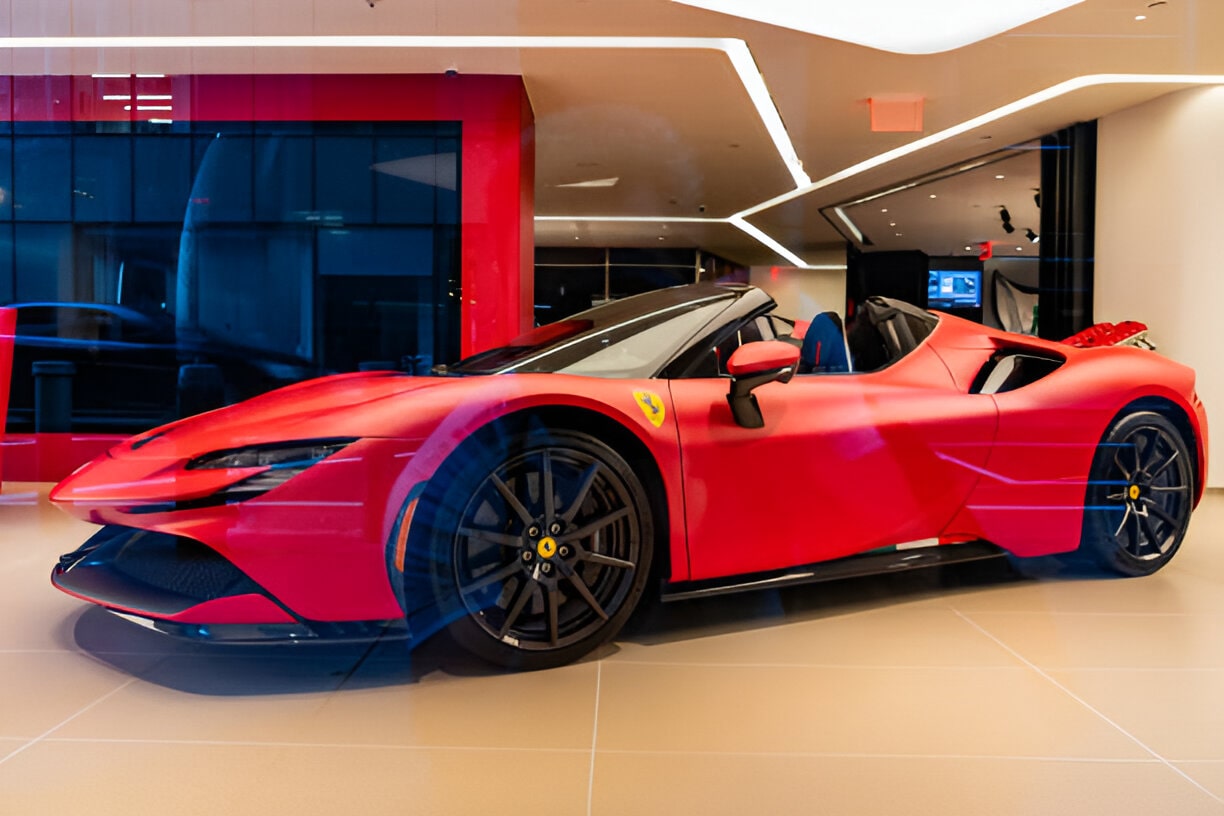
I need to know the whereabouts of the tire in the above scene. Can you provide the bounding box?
[1081,410,1194,576]
[422,425,654,670]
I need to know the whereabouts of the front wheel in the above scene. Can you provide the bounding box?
[425,426,654,670]
[1081,410,1194,576]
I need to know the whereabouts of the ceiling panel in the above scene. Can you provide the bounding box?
[12,0,1224,265]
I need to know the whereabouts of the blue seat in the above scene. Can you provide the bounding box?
[799,311,850,373]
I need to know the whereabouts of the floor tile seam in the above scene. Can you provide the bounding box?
[1036,666,1224,672]
[0,677,136,767]
[947,610,1217,618]
[603,659,1029,670]
[953,609,1224,805]
[588,748,1166,763]
[34,737,592,753]
[3,738,1173,764]
[587,660,602,816]
[1173,760,1224,765]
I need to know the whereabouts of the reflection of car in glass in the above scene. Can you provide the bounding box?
[49,283,1207,671]
[5,302,317,432]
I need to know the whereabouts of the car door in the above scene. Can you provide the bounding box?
[667,338,998,582]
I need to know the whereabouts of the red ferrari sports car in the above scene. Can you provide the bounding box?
[50,283,1207,670]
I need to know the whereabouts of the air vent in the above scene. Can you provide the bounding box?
[971,350,1064,395]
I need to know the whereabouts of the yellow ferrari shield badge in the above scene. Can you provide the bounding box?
[634,390,666,428]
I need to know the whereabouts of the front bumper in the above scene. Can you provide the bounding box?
[53,525,406,643]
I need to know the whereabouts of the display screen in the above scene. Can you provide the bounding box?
[928,269,981,309]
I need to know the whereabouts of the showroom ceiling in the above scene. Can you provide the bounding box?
[4,0,1223,265]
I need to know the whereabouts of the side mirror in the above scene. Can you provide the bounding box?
[725,341,800,428]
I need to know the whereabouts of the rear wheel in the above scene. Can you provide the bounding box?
[1081,411,1193,576]
[426,426,653,670]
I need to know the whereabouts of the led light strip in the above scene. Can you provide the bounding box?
[554,73,1224,267]
[8,35,1224,266]
[533,214,811,268]
[738,73,1224,220]
[2,34,809,189]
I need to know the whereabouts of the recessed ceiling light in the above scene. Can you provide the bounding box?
[889,221,897,226]
[895,232,903,236]
[881,208,888,213]
[670,0,1086,54]
[929,194,937,199]
[1135,14,1147,20]
[1016,246,1024,251]
[995,174,1006,179]
[964,245,973,251]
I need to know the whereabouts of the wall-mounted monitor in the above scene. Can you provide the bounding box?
[928,269,981,309]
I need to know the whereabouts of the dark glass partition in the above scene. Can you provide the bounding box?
[0,119,462,432]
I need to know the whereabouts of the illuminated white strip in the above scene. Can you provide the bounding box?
[24,44,1224,264]
[831,206,864,243]
[540,73,1224,264]
[534,215,717,224]
[738,73,1224,220]
[536,214,842,270]
[729,216,809,268]
[721,40,809,186]
[0,34,808,189]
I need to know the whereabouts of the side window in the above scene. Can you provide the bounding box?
[766,315,796,341]
[667,315,772,378]
[712,319,767,375]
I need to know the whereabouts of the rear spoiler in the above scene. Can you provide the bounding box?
[1062,321,1155,350]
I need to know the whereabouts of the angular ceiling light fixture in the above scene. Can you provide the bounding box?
[555,177,620,188]
[670,0,1085,54]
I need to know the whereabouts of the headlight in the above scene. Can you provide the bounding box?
[187,439,356,471]
[189,439,357,501]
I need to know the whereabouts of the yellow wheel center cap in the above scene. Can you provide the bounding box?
[1129,484,1141,501]
[536,536,558,559]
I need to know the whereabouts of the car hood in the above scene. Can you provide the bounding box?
[112,371,482,462]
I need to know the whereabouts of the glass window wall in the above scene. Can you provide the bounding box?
[0,119,462,432]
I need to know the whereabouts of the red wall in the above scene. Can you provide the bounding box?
[1,74,536,482]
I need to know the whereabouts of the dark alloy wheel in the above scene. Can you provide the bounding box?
[424,426,654,670]
[1082,410,1194,576]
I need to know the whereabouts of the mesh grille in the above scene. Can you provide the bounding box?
[108,530,259,601]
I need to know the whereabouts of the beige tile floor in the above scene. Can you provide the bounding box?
[4,481,1224,814]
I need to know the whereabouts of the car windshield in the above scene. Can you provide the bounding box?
[448,285,739,377]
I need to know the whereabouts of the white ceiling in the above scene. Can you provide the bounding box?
[4,0,1222,266]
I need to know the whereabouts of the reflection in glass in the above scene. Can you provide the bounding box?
[0,121,463,433]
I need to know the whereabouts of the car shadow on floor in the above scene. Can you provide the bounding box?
[70,606,500,695]
[617,553,1100,646]
[70,553,1107,695]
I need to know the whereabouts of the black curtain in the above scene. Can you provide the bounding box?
[1037,121,1096,340]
